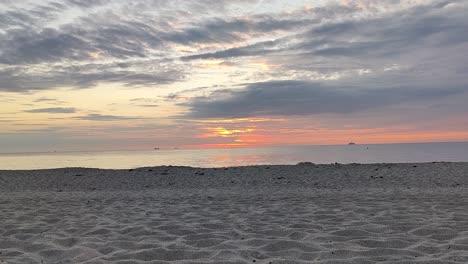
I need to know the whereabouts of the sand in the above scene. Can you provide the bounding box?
[1,162,468,263]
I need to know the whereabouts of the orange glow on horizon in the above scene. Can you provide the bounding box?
[199,127,256,138]
[185,126,468,149]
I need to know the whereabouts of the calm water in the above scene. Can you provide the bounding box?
[1,142,468,170]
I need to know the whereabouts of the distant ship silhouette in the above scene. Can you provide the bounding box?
[348,142,356,145]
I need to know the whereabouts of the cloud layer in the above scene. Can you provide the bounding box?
[183,80,466,118]
[24,107,77,113]
[1,0,468,151]
[1,0,467,92]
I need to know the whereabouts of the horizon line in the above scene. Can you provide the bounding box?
[1,140,468,155]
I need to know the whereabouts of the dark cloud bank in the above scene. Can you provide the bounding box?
[182,80,467,118]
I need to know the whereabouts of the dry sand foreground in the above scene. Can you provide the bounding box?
[1,162,468,263]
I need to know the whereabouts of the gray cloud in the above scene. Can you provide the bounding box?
[180,0,468,82]
[0,3,312,66]
[1,1,314,92]
[181,40,282,60]
[72,113,142,121]
[0,22,161,65]
[128,98,160,108]
[24,107,77,114]
[0,28,91,65]
[136,104,159,108]
[0,65,185,92]
[33,97,66,104]
[165,16,314,45]
[1,0,460,94]
[182,80,467,118]
[129,98,159,103]
[0,2,65,30]
[300,2,468,58]
[33,97,59,103]
[65,0,109,8]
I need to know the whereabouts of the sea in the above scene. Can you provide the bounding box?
[1,142,468,170]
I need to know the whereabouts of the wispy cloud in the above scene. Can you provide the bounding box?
[33,97,67,105]
[24,107,77,114]
[181,40,283,61]
[72,113,142,121]
[135,104,159,108]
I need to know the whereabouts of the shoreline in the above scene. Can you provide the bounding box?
[1,162,467,192]
[0,160,459,170]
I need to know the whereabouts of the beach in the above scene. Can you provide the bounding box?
[1,162,468,263]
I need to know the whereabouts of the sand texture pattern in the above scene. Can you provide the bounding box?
[1,162,468,263]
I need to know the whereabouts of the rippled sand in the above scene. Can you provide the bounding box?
[1,163,468,263]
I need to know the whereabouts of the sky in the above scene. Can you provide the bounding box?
[1,0,468,153]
